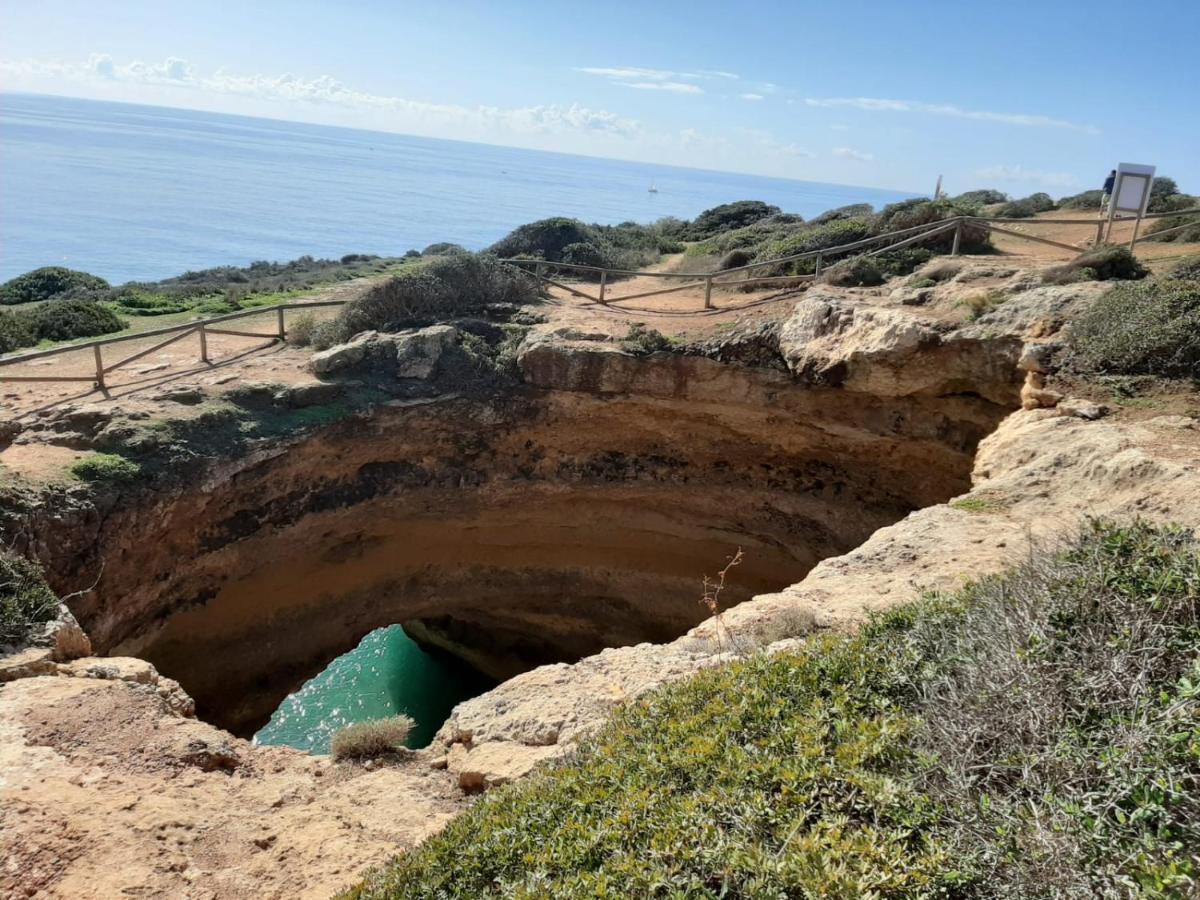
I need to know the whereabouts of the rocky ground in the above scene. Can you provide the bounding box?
[1,250,1198,898]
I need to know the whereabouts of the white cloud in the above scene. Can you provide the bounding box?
[576,65,738,93]
[804,96,1100,134]
[0,55,642,138]
[616,81,703,94]
[739,93,765,101]
[976,164,1080,189]
[833,146,873,161]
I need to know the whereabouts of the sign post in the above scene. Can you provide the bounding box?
[1103,162,1156,246]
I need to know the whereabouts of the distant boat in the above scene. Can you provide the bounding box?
[648,183,658,193]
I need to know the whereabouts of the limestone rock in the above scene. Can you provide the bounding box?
[276,381,344,408]
[446,740,562,793]
[59,656,158,684]
[394,325,457,379]
[309,332,376,375]
[0,647,56,682]
[43,605,92,661]
[1057,397,1106,420]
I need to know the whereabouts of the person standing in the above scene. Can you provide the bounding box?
[1101,169,1116,214]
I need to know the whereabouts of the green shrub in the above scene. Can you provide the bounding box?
[874,246,933,278]
[347,521,1200,900]
[1167,254,1200,282]
[822,256,885,287]
[683,201,782,240]
[1042,245,1148,286]
[422,243,466,256]
[1145,214,1200,243]
[27,299,125,342]
[70,453,142,484]
[996,193,1055,218]
[0,309,36,354]
[952,189,1007,206]
[0,554,59,648]
[0,267,110,305]
[717,248,754,271]
[622,323,672,354]
[873,197,990,253]
[331,715,415,760]
[1067,278,1200,377]
[807,202,873,226]
[1058,189,1104,209]
[487,218,663,279]
[1149,193,1198,214]
[321,253,535,345]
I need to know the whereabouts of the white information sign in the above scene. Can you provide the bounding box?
[1112,163,1156,215]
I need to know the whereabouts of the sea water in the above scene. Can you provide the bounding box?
[1,92,915,284]
[253,625,495,754]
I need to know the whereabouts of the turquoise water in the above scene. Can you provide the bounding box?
[0,93,915,283]
[253,625,495,754]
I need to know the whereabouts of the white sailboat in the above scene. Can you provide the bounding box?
[648,182,658,193]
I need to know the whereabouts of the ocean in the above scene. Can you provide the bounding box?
[0,92,915,284]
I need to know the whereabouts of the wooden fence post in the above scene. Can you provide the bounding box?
[1095,219,1106,247]
[704,276,713,310]
[951,220,963,256]
[277,307,286,340]
[814,254,823,276]
[199,324,209,363]
[93,344,105,390]
[599,270,607,304]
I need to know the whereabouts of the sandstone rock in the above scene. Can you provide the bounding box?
[0,647,56,682]
[43,606,92,661]
[156,676,197,717]
[1018,342,1060,374]
[1057,398,1106,420]
[169,724,243,772]
[446,740,562,793]
[394,325,457,379]
[276,381,344,408]
[310,332,375,375]
[153,386,205,405]
[59,656,159,684]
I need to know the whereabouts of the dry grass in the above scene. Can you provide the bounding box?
[330,715,415,760]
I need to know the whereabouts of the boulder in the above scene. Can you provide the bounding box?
[0,647,56,682]
[275,381,344,408]
[309,332,377,375]
[446,740,563,794]
[394,325,457,379]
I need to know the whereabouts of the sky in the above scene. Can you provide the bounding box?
[2,0,1197,196]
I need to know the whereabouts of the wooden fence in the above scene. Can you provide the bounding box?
[1,206,1196,389]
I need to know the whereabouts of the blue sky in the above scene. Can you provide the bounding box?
[2,0,1197,196]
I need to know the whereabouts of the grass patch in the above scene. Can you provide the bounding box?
[331,715,416,761]
[347,520,1200,899]
[949,493,1009,514]
[622,323,673,354]
[960,288,1007,321]
[69,453,142,484]
[1067,278,1200,378]
[0,554,59,648]
[1043,245,1148,286]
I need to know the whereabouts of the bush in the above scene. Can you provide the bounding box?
[1167,254,1200,282]
[1067,278,1200,377]
[1042,245,1148,285]
[953,189,1007,206]
[422,242,466,256]
[285,312,319,347]
[1145,214,1200,243]
[683,201,782,240]
[0,554,59,648]
[331,715,415,760]
[487,218,663,279]
[0,267,110,305]
[807,203,873,226]
[1058,189,1104,209]
[996,193,1055,218]
[622,323,672,354]
[0,309,36,354]
[347,521,1200,900]
[874,197,990,253]
[822,256,885,287]
[27,299,125,342]
[716,248,754,271]
[321,253,536,344]
[70,453,143,484]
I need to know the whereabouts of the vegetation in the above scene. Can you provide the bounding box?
[0,267,110,305]
[995,192,1056,218]
[348,521,1200,899]
[1068,277,1200,378]
[952,189,1007,206]
[0,554,59,648]
[1042,245,1148,285]
[682,201,782,240]
[822,256,885,287]
[331,715,415,760]
[1058,189,1104,210]
[487,217,681,280]
[1167,254,1200,282]
[1145,215,1200,244]
[70,453,143,484]
[622,323,673,354]
[314,252,537,348]
[0,299,125,354]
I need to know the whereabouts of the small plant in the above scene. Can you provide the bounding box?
[822,256,884,287]
[961,288,1007,320]
[331,715,415,760]
[70,453,142,484]
[0,554,59,648]
[622,323,673,354]
[950,493,1009,514]
[1067,278,1200,377]
[1167,254,1200,282]
[909,276,937,289]
[717,248,754,271]
[698,547,743,655]
[1042,245,1148,285]
[285,312,319,346]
